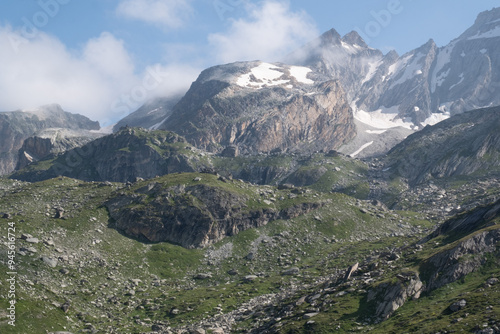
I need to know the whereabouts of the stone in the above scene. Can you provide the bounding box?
[243,275,258,282]
[211,328,225,334]
[344,262,359,281]
[42,257,58,268]
[296,296,306,306]
[59,268,70,276]
[25,237,39,244]
[486,278,499,285]
[449,299,467,312]
[190,328,206,334]
[194,273,212,280]
[2,212,11,219]
[281,267,300,276]
[303,312,319,319]
[54,207,65,219]
[61,301,70,313]
[245,252,254,260]
[20,247,37,253]
[193,177,202,182]
[227,269,238,276]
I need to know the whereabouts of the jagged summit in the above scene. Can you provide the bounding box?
[342,30,369,48]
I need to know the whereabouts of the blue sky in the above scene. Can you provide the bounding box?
[0,0,498,125]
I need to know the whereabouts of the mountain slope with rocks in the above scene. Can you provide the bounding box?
[160,61,355,154]
[0,104,100,175]
[382,106,500,186]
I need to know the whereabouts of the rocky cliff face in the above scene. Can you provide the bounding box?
[105,174,323,249]
[11,127,210,183]
[0,104,100,175]
[160,61,355,154]
[423,228,500,291]
[294,8,500,126]
[112,96,181,132]
[16,128,105,170]
[381,106,500,186]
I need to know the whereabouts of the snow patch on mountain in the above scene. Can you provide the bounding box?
[236,63,289,89]
[389,53,424,89]
[362,60,382,84]
[431,41,457,93]
[236,63,314,89]
[449,73,465,90]
[350,141,374,158]
[289,66,314,84]
[420,112,450,127]
[353,105,414,130]
[366,129,387,134]
[468,25,500,40]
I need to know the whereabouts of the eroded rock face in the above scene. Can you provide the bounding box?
[16,128,104,170]
[383,107,500,186]
[423,229,500,291]
[105,182,322,249]
[367,274,423,322]
[12,128,205,183]
[0,104,99,175]
[161,62,355,155]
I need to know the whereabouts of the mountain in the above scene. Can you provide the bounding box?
[296,7,500,124]
[159,61,355,154]
[0,104,100,175]
[110,8,500,159]
[15,128,105,171]
[112,95,181,132]
[382,106,500,186]
[11,127,211,183]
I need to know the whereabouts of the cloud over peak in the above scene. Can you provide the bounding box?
[208,1,319,64]
[116,0,193,29]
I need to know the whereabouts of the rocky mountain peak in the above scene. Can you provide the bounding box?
[318,28,342,46]
[342,30,368,48]
[458,7,500,40]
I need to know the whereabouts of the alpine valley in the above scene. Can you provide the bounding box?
[1,7,500,334]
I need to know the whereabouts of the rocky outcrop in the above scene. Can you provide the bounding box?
[12,127,210,183]
[294,8,500,124]
[161,61,355,154]
[367,274,423,322]
[422,228,500,291]
[428,198,500,240]
[0,104,99,175]
[16,128,104,170]
[112,96,181,132]
[105,179,323,248]
[382,106,500,186]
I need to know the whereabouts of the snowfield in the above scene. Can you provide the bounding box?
[236,63,314,89]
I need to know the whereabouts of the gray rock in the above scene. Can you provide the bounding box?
[194,273,212,280]
[303,312,319,319]
[25,237,39,244]
[61,301,70,313]
[449,299,467,312]
[486,278,499,286]
[243,275,258,282]
[281,267,300,276]
[42,257,58,268]
[190,328,206,334]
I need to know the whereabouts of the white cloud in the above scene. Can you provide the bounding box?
[0,26,198,126]
[116,0,193,29]
[208,1,319,63]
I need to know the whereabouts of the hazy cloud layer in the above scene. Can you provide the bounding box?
[116,0,193,29]
[0,26,199,125]
[208,1,319,63]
